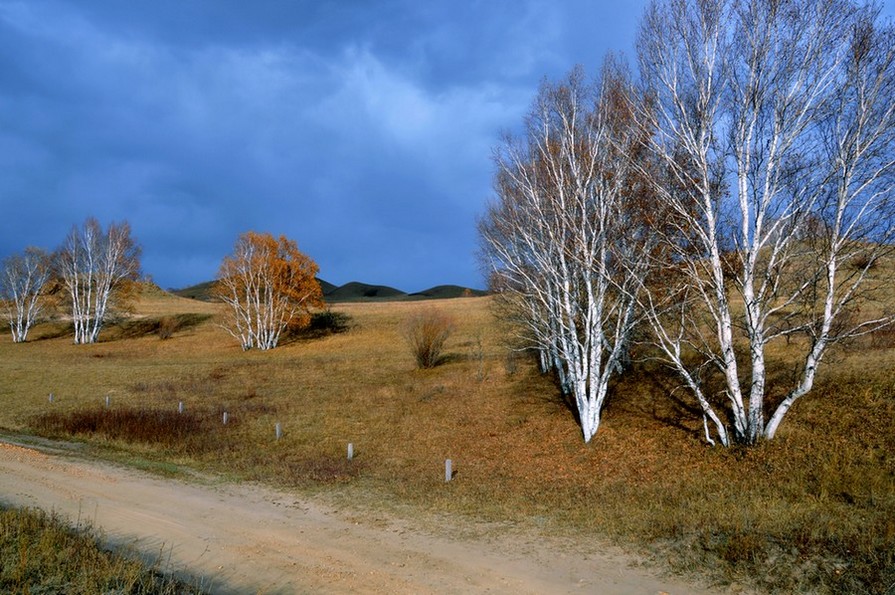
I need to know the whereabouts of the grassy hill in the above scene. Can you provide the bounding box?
[316,278,339,296]
[408,285,488,299]
[169,280,217,301]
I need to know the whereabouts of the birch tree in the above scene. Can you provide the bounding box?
[1,247,50,342]
[479,64,656,443]
[57,218,142,344]
[214,231,323,350]
[637,0,895,446]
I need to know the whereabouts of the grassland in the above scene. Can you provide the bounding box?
[1,286,893,593]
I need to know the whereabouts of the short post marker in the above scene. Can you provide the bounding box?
[347,443,354,461]
[178,401,184,414]
[48,393,54,403]
[275,423,282,440]
[105,395,111,408]
[222,411,229,425]
[445,459,452,483]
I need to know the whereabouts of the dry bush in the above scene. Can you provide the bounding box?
[404,307,455,368]
[30,404,261,458]
[157,316,178,340]
[283,310,352,342]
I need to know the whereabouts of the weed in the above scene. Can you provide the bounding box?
[30,405,246,457]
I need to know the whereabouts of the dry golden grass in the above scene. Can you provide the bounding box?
[0,287,893,593]
[0,504,203,593]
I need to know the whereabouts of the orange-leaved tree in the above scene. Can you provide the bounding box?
[214,231,323,350]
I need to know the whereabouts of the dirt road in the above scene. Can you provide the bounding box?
[0,438,722,594]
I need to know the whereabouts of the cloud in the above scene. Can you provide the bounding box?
[0,0,657,290]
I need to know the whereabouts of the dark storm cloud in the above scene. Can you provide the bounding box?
[0,0,651,290]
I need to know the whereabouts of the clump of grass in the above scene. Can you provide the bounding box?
[0,504,203,594]
[404,307,454,368]
[157,316,178,340]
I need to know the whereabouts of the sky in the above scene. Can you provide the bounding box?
[1,1,893,292]
[0,0,651,292]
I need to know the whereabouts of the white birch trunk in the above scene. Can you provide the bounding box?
[58,219,140,345]
[2,248,50,343]
[639,0,895,445]
[216,233,321,351]
[480,64,653,443]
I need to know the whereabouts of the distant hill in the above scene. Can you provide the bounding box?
[325,281,407,302]
[170,280,217,301]
[136,280,171,298]
[408,285,488,299]
[317,278,339,296]
[171,278,486,303]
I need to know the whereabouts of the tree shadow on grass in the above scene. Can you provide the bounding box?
[110,313,213,340]
[30,322,74,341]
[279,310,352,345]
[604,363,709,438]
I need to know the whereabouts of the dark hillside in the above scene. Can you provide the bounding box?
[170,280,217,301]
[325,281,407,302]
[317,278,339,296]
[172,279,486,303]
[409,285,488,299]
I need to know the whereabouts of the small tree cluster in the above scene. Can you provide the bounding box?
[480,62,656,443]
[1,247,50,342]
[480,0,895,446]
[214,231,323,350]
[636,0,895,446]
[1,218,140,344]
[57,218,141,345]
[404,307,454,369]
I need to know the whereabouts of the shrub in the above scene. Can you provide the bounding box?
[404,307,454,369]
[158,316,178,340]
